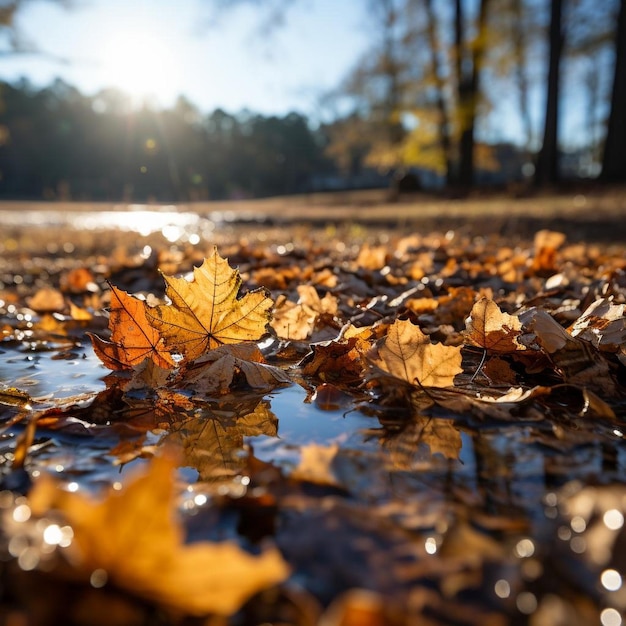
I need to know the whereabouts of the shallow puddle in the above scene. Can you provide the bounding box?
[1,206,626,624]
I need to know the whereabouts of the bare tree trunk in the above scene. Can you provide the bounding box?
[512,0,533,151]
[424,0,453,185]
[600,0,626,183]
[535,0,563,187]
[456,0,491,191]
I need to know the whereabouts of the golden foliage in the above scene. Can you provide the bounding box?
[373,319,463,388]
[148,248,273,361]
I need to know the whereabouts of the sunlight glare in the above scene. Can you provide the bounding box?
[101,27,176,101]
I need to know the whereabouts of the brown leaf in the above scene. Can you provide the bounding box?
[179,343,290,395]
[28,453,288,616]
[89,285,176,371]
[465,297,524,353]
[373,319,462,388]
[148,248,273,361]
[301,326,374,383]
[530,229,566,274]
[569,298,626,351]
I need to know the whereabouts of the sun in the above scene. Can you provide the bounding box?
[100,26,177,101]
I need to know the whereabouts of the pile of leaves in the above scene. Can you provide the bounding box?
[1,224,626,625]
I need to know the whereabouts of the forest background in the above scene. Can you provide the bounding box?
[0,0,624,204]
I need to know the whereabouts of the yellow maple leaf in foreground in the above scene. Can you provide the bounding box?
[148,248,273,361]
[373,319,462,388]
[28,453,289,616]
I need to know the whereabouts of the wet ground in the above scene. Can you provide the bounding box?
[1,197,626,625]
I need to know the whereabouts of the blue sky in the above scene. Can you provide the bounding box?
[0,0,613,151]
[0,0,370,117]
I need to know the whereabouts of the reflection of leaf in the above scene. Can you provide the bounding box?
[382,416,462,467]
[90,285,175,371]
[178,343,290,395]
[148,248,273,361]
[165,400,278,482]
[465,297,524,353]
[373,319,462,388]
[291,443,340,486]
[28,453,289,616]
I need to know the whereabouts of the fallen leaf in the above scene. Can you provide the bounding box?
[178,343,290,395]
[149,248,273,360]
[89,285,176,371]
[271,285,338,340]
[372,319,462,388]
[26,287,66,313]
[569,298,626,351]
[28,453,289,616]
[530,229,566,274]
[301,328,373,384]
[356,244,387,270]
[465,297,524,353]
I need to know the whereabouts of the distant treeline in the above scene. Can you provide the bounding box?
[0,79,337,202]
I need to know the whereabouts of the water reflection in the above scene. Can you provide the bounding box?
[0,204,268,240]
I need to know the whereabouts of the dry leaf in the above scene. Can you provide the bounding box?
[465,297,524,353]
[373,319,462,388]
[519,308,571,353]
[149,248,273,360]
[89,285,176,371]
[28,453,289,616]
[301,328,373,383]
[178,343,290,395]
[26,287,66,313]
[271,285,338,341]
[569,298,626,351]
[530,229,566,274]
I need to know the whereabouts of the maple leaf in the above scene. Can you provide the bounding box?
[372,319,462,388]
[464,297,524,353]
[148,248,273,361]
[89,285,176,371]
[28,453,289,616]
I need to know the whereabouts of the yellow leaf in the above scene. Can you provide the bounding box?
[374,319,462,388]
[28,453,289,616]
[465,297,524,353]
[148,248,273,360]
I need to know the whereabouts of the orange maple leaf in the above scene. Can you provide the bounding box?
[373,319,462,388]
[464,297,525,353]
[148,248,273,361]
[90,285,176,371]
